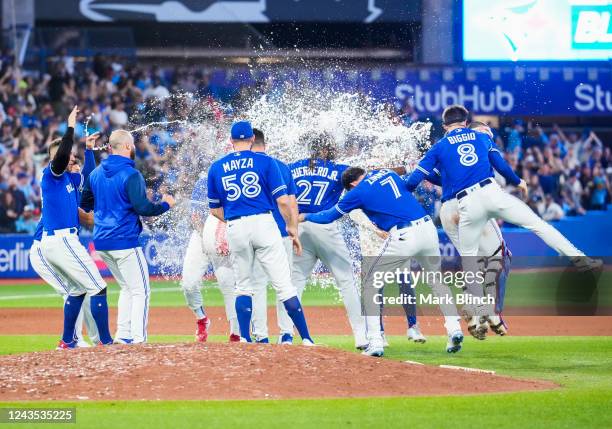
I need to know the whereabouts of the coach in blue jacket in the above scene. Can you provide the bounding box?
[81,129,175,343]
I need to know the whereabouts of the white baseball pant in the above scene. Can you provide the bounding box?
[181,226,239,335]
[226,213,296,302]
[40,229,107,296]
[97,247,150,343]
[440,198,507,314]
[368,218,462,337]
[457,181,584,257]
[29,239,99,344]
[251,237,293,340]
[278,220,367,347]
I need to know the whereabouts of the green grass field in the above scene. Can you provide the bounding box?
[0,279,611,428]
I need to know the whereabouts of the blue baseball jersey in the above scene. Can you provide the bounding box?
[207,150,288,220]
[404,128,520,197]
[289,159,349,214]
[191,175,209,217]
[40,166,83,232]
[270,156,297,237]
[33,220,43,241]
[306,170,427,232]
[35,149,96,240]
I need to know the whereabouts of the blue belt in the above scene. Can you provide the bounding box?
[226,211,271,222]
[456,178,493,201]
[393,215,431,230]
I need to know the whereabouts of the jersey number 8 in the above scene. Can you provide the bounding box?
[457,143,479,167]
[222,172,262,201]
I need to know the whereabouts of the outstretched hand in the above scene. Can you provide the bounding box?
[85,132,100,150]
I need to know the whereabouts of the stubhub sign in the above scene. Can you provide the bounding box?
[214,67,612,116]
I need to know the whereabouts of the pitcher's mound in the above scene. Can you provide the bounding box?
[0,343,556,401]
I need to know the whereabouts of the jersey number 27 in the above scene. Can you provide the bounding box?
[296,180,329,205]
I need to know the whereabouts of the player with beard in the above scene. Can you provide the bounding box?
[81,130,176,343]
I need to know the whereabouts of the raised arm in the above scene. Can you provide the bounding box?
[50,106,78,176]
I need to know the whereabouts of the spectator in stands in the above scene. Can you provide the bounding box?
[541,194,565,221]
[0,189,18,232]
[561,171,586,216]
[15,205,39,234]
[587,164,610,210]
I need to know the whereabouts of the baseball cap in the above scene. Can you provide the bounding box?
[231,121,254,140]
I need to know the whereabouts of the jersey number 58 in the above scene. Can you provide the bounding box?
[222,172,262,201]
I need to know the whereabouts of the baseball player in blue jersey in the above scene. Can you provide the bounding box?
[405,105,598,317]
[81,129,175,344]
[180,174,240,343]
[39,106,113,349]
[278,132,367,348]
[207,120,313,344]
[29,132,101,346]
[303,167,464,355]
[248,128,299,343]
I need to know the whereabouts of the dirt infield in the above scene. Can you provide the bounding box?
[1,306,611,336]
[0,343,557,401]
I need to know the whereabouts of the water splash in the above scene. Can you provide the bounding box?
[129,84,432,286]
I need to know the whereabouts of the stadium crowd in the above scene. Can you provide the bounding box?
[0,55,610,233]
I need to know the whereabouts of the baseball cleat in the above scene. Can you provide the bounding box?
[466,316,488,340]
[76,340,92,348]
[302,338,316,346]
[361,339,384,357]
[56,340,76,350]
[446,331,464,353]
[571,256,603,272]
[407,325,427,343]
[229,334,241,343]
[114,338,133,345]
[356,343,369,351]
[256,337,270,344]
[487,315,508,336]
[195,316,211,343]
[279,333,293,345]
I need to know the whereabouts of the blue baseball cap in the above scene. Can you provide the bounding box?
[231,121,254,140]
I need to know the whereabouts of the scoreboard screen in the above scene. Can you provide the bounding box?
[463,0,612,61]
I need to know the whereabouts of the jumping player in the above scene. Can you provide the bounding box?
[207,120,314,344]
[404,120,511,339]
[29,130,101,347]
[81,129,175,344]
[180,173,240,343]
[278,132,367,348]
[39,106,113,349]
[302,167,465,355]
[405,105,598,317]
